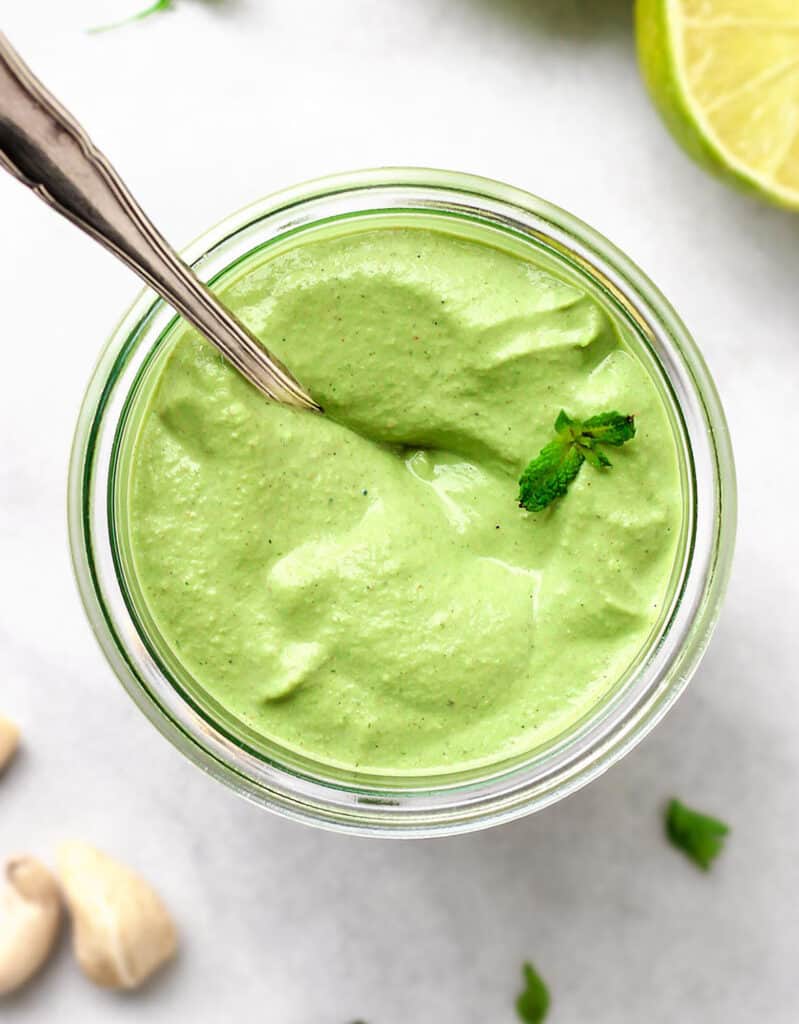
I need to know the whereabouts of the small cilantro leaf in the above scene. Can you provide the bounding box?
[665,798,730,870]
[518,409,636,513]
[516,962,550,1023]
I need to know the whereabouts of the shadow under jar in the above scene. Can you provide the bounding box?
[69,168,736,837]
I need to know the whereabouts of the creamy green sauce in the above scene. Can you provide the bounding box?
[127,225,683,774]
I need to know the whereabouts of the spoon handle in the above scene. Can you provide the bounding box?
[0,33,319,411]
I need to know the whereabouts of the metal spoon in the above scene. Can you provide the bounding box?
[0,33,320,412]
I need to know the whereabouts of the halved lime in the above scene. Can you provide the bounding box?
[636,0,799,209]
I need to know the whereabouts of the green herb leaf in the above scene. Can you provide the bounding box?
[516,962,550,1023]
[518,439,585,513]
[89,0,173,34]
[665,799,730,870]
[518,409,635,513]
[553,408,575,433]
[581,411,636,447]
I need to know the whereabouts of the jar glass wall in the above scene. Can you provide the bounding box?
[68,169,736,837]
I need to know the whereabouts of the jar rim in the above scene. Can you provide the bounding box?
[68,167,737,837]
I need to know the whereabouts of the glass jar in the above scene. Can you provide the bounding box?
[68,168,736,837]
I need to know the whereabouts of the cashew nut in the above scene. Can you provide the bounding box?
[0,856,61,995]
[0,716,19,775]
[57,841,177,989]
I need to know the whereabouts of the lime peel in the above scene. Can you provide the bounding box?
[636,0,799,210]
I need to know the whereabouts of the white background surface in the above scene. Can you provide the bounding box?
[1,2,798,1021]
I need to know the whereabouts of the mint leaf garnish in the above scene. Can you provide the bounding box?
[89,0,172,33]
[516,962,550,1023]
[666,799,730,870]
[518,439,585,512]
[518,409,635,513]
